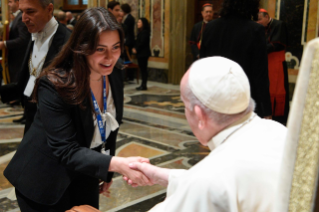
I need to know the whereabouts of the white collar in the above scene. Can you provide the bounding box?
[31,16,58,42]
[207,112,255,151]
[12,10,20,17]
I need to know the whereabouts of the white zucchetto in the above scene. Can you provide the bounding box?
[189,56,250,114]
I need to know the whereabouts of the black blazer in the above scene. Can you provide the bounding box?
[123,14,135,48]
[200,16,272,117]
[135,29,151,58]
[4,68,123,205]
[0,24,71,132]
[7,12,31,82]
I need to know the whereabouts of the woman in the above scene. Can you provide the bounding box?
[133,18,151,90]
[200,0,272,119]
[4,8,150,211]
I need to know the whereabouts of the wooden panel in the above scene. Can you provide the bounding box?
[306,0,318,41]
[267,0,277,18]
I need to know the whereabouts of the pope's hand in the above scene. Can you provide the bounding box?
[109,156,152,186]
[124,162,170,187]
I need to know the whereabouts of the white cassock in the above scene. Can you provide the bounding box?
[149,112,287,212]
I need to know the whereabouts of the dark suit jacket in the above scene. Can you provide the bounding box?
[0,24,71,132]
[6,12,30,82]
[123,14,135,48]
[189,21,204,60]
[135,29,151,58]
[4,68,123,205]
[200,16,272,117]
[266,19,288,54]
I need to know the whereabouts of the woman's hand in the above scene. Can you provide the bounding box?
[99,180,112,197]
[109,156,152,186]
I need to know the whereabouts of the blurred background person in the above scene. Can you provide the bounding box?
[257,8,289,125]
[0,0,30,83]
[66,11,77,26]
[57,11,68,28]
[107,1,122,21]
[133,18,151,90]
[121,3,135,81]
[200,0,272,119]
[189,3,213,61]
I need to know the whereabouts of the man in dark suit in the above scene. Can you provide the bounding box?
[66,11,77,26]
[257,9,289,125]
[121,3,135,80]
[0,0,30,83]
[189,3,213,61]
[200,0,272,119]
[57,11,68,27]
[0,0,71,133]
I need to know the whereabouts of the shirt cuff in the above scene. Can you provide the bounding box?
[3,41,6,47]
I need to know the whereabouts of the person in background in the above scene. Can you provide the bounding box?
[4,8,151,211]
[200,0,272,119]
[133,18,151,90]
[57,11,68,27]
[121,3,136,81]
[257,8,289,125]
[0,0,30,83]
[107,1,122,21]
[0,0,71,130]
[66,11,77,26]
[189,3,213,61]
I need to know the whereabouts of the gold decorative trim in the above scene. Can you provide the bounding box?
[289,43,319,211]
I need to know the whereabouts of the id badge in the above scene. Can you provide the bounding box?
[23,75,37,97]
[101,148,110,155]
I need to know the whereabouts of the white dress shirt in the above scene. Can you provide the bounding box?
[24,17,58,97]
[149,113,287,212]
[90,84,118,153]
[30,16,58,76]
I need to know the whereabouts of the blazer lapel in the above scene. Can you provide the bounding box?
[108,68,123,124]
[79,98,95,147]
[43,24,65,68]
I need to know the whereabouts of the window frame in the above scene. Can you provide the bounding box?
[63,0,87,11]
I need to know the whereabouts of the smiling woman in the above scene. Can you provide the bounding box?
[3,7,152,211]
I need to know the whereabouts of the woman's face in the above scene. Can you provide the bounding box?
[87,30,121,79]
[137,19,143,29]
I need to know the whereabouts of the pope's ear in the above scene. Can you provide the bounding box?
[194,105,206,129]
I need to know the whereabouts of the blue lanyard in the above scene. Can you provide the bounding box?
[91,76,107,142]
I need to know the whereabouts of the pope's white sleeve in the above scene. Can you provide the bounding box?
[148,173,228,212]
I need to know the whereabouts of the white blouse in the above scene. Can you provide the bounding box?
[90,85,119,152]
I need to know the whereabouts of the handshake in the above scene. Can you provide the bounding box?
[111,156,170,187]
[100,156,171,196]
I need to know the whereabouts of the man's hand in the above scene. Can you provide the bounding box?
[124,162,170,187]
[109,156,152,187]
[99,180,112,198]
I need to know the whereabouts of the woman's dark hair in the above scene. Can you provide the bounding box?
[138,18,150,32]
[121,3,131,14]
[219,0,260,20]
[33,7,124,109]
